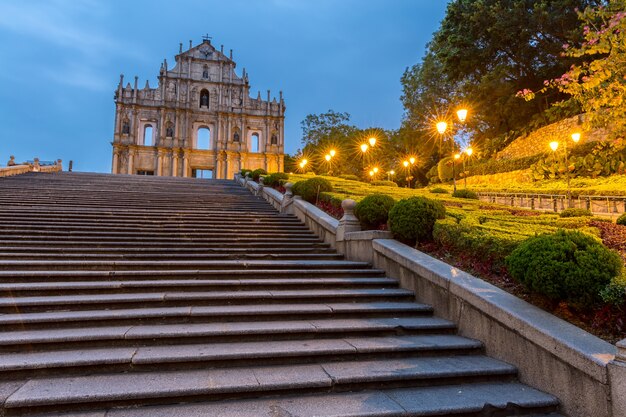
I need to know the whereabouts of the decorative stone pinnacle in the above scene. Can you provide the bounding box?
[284,182,293,198]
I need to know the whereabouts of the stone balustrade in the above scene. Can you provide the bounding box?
[1,158,63,178]
[237,172,626,417]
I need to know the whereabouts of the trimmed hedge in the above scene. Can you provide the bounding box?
[371,180,398,187]
[388,197,446,244]
[354,194,395,230]
[291,177,333,204]
[262,172,289,187]
[338,174,360,181]
[430,187,448,194]
[559,208,593,218]
[452,189,479,199]
[240,169,252,177]
[506,230,623,305]
[617,213,626,226]
[433,217,523,274]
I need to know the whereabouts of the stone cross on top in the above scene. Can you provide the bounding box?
[202,34,212,42]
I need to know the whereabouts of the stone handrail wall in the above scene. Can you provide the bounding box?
[236,173,626,417]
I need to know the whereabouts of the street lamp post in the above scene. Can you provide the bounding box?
[402,160,410,188]
[552,133,581,207]
[463,147,473,189]
[452,154,460,192]
[360,143,369,173]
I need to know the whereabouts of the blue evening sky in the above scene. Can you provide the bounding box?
[0,0,447,172]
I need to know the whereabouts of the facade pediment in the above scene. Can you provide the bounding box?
[111,37,285,180]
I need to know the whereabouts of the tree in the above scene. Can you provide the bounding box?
[403,0,601,155]
[300,110,355,147]
[520,1,626,138]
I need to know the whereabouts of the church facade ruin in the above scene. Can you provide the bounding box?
[111,38,285,178]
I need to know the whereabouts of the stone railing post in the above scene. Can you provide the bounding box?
[336,199,361,241]
[56,159,63,171]
[280,182,294,214]
[609,339,626,417]
[256,176,264,196]
[33,158,40,173]
[243,173,251,187]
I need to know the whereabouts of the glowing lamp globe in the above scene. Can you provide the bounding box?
[373,167,379,173]
[454,154,461,160]
[369,171,374,177]
[571,132,581,143]
[466,147,473,156]
[329,149,336,157]
[549,141,559,152]
[368,137,377,147]
[403,161,409,167]
[325,154,331,162]
[457,109,468,123]
[436,121,448,135]
[360,144,369,153]
[409,157,416,165]
[390,170,395,175]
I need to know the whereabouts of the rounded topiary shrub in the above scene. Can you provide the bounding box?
[251,169,267,182]
[263,172,289,187]
[338,174,360,181]
[452,189,479,199]
[388,196,446,244]
[292,177,333,203]
[354,194,395,230]
[505,230,623,306]
[559,208,593,218]
[371,180,398,187]
[430,187,448,194]
[437,157,455,182]
[617,213,626,226]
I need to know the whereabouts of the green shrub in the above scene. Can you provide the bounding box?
[617,213,626,226]
[291,177,333,204]
[452,189,479,199]
[338,174,360,181]
[250,169,267,182]
[263,172,289,187]
[437,157,455,182]
[600,272,626,307]
[388,197,446,244]
[371,180,398,187]
[354,194,396,230]
[240,169,252,177]
[430,187,448,194]
[505,230,623,305]
[426,165,440,184]
[559,208,593,218]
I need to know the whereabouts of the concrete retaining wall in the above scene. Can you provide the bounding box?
[238,174,626,417]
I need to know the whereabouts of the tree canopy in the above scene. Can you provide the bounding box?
[402,0,602,155]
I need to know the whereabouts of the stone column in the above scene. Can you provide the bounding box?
[156,149,164,176]
[182,150,190,178]
[127,148,135,175]
[171,150,179,177]
[112,149,119,174]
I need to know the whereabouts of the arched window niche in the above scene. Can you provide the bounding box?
[251,133,260,153]
[196,127,211,150]
[200,89,209,108]
[143,125,154,146]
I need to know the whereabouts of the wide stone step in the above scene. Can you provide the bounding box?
[0,259,369,271]
[0,288,414,313]
[0,277,397,295]
[0,246,336,255]
[0,252,343,261]
[0,241,332,250]
[0,302,430,330]
[0,317,456,350]
[35,383,558,417]
[0,335,481,378]
[3,356,518,414]
[0,268,384,283]
[0,230,317,239]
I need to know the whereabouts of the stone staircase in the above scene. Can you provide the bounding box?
[0,172,562,416]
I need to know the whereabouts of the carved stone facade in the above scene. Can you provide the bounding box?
[111,39,285,178]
